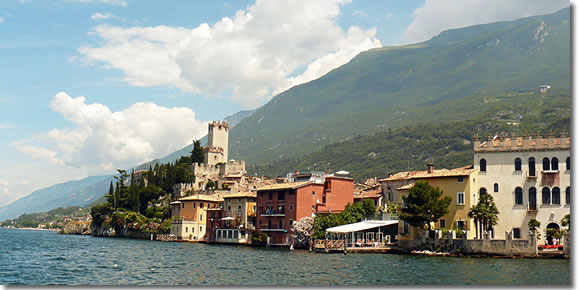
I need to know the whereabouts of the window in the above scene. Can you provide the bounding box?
[200,214,203,221]
[278,219,284,229]
[234,231,239,239]
[566,187,570,205]
[228,205,231,211]
[289,219,294,226]
[439,219,446,229]
[181,203,184,209]
[494,183,499,193]
[479,188,487,197]
[542,187,551,204]
[552,187,561,204]
[514,187,523,205]
[289,204,294,211]
[278,205,284,214]
[253,205,256,212]
[457,177,464,183]
[566,157,570,170]
[238,205,242,212]
[278,191,285,201]
[268,192,273,200]
[217,230,222,239]
[457,192,465,205]
[192,227,195,233]
[551,157,559,170]
[529,157,536,176]
[199,226,202,232]
[200,203,204,208]
[480,159,487,172]
[529,187,537,209]
[403,221,409,234]
[312,191,315,196]
[513,228,520,239]
[312,205,315,211]
[193,203,196,208]
[258,206,263,214]
[514,158,522,171]
[543,158,550,171]
[456,220,465,229]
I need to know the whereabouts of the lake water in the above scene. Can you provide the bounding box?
[0,228,571,285]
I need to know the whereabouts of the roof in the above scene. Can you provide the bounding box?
[255,181,313,191]
[354,189,382,199]
[397,183,415,190]
[326,220,399,233]
[170,201,181,205]
[178,194,224,202]
[223,191,257,199]
[379,165,474,182]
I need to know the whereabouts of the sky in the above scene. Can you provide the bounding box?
[0,0,571,207]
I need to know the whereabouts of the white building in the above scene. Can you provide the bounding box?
[473,132,570,241]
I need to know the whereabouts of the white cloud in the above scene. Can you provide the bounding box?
[16,92,207,175]
[403,0,570,44]
[353,10,368,17]
[78,0,382,107]
[91,12,118,21]
[0,17,4,24]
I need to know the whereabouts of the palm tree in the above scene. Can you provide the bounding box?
[468,193,499,239]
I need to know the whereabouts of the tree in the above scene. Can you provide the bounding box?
[292,216,314,249]
[206,180,216,190]
[399,181,452,231]
[191,139,204,164]
[561,214,570,232]
[528,218,541,240]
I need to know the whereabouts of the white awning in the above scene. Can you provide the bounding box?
[222,217,235,221]
[326,220,398,234]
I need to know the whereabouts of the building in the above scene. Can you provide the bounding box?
[379,164,478,243]
[206,191,257,244]
[473,132,570,241]
[255,176,354,246]
[540,84,551,93]
[170,194,224,241]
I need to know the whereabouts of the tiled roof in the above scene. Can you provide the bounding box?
[354,189,382,199]
[379,165,474,182]
[179,194,224,202]
[397,183,415,190]
[255,181,312,191]
[223,191,257,199]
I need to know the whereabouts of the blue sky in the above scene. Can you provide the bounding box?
[0,0,571,207]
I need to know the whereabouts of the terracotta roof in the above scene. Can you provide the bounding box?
[179,194,224,202]
[223,191,257,199]
[354,189,382,199]
[255,181,312,191]
[397,183,415,190]
[378,165,474,182]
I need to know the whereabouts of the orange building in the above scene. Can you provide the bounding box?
[255,176,354,246]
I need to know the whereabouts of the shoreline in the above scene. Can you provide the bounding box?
[1,226,60,232]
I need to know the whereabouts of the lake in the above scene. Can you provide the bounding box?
[0,228,570,285]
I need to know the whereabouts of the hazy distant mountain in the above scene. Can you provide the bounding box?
[0,109,255,221]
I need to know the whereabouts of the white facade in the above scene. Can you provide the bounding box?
[473,134,570,241]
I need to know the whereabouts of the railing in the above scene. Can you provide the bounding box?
[528,203,538,211]
[313,239,345,250]
[259,225,287,232]
[261,209,285,216]
[526,170,537,179]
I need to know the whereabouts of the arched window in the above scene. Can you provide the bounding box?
[479,188,487,196]
[542,187,551,204]
[566,157,570,171]
[515,187,523,205]
[566,187,570,205]
[480,159,487,172]
[543,158,550,171]
[494,183,499,192]
[529,157,536,176]
[528,187,537,210]
[514,158,522,171]
[551,157,559,170]
[552,187,561,204]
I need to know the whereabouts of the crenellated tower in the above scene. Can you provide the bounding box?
[203,121,229,166]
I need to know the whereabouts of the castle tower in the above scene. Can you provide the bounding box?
[203,121,229,166]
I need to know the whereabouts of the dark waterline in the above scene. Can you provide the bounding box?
[0,228,570,285]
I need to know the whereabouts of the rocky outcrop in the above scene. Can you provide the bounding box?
[59,221,92,235]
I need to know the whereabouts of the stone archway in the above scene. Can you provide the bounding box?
[545,222,561,245]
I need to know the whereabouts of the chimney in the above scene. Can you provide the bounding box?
[427,162,434,174]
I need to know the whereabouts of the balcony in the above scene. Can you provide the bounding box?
[526,171,537,179]
[260,209,285,216]
[260,226,287,232]
[527,203,538,212]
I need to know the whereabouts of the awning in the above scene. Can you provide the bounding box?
[326,220,398,234]
[221,217,235,221]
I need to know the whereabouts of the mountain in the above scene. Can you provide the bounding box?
[228,8,570,164]
[0,175,113,221]
[0,109,255,221]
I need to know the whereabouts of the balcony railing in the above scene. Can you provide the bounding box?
[260,209,285,216]
[526,170,537,179]
[260,227,287,232]
[527,203,538,212]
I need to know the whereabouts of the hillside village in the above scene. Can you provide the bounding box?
[79,113,570,258]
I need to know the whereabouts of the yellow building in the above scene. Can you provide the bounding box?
[379,164,478,243]
[170,194,224,241]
